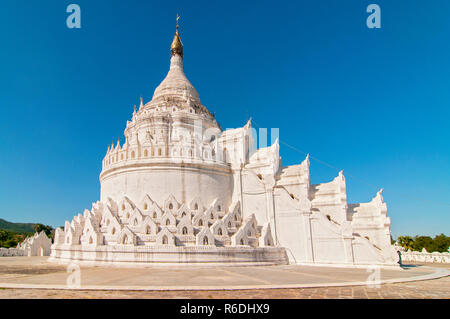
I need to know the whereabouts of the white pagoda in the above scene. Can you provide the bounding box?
[51,18,399,266]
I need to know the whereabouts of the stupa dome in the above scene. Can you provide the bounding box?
[49,16,398,268]
[147,20,213,119]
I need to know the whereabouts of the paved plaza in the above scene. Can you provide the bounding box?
[0,257,448,298]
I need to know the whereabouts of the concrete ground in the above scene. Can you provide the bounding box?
[0,257,448,299]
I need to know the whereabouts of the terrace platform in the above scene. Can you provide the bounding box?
[0,257,447,291]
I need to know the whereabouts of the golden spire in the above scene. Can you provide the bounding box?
[170,14,183,58]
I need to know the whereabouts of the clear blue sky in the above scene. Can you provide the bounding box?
[0,0,449,237]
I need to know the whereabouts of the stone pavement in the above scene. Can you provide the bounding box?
[0,258,447,299]
[0,275,448,299]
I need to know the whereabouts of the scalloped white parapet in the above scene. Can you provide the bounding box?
[54,195,276,250]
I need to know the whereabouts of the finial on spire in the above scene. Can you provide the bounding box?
[171,14,183,58]
[176,14,181,32]
[140,96,144,108]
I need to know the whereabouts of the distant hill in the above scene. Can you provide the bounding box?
[0,218,35,233]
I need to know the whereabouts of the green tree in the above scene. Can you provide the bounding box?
[0,230,9,242]
[4,238,18,248]
[34,224,54,239]
[397,236,414,250]
[412,236,434,252]
[432,234,450,253]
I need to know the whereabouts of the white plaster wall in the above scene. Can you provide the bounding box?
[241,169,269,224]
[310,174,347,225]
[272,187,314,264]
[50,244,288,265]
[101,164,233,209]
[310,220,345,263]
[352,237,385,264]
[353,227,389,250]
[275,212,311,264]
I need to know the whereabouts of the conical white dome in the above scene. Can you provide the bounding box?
[151,55,201,105]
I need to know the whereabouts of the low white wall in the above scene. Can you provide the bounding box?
[0,247,25,257]
[399,250,450,264]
